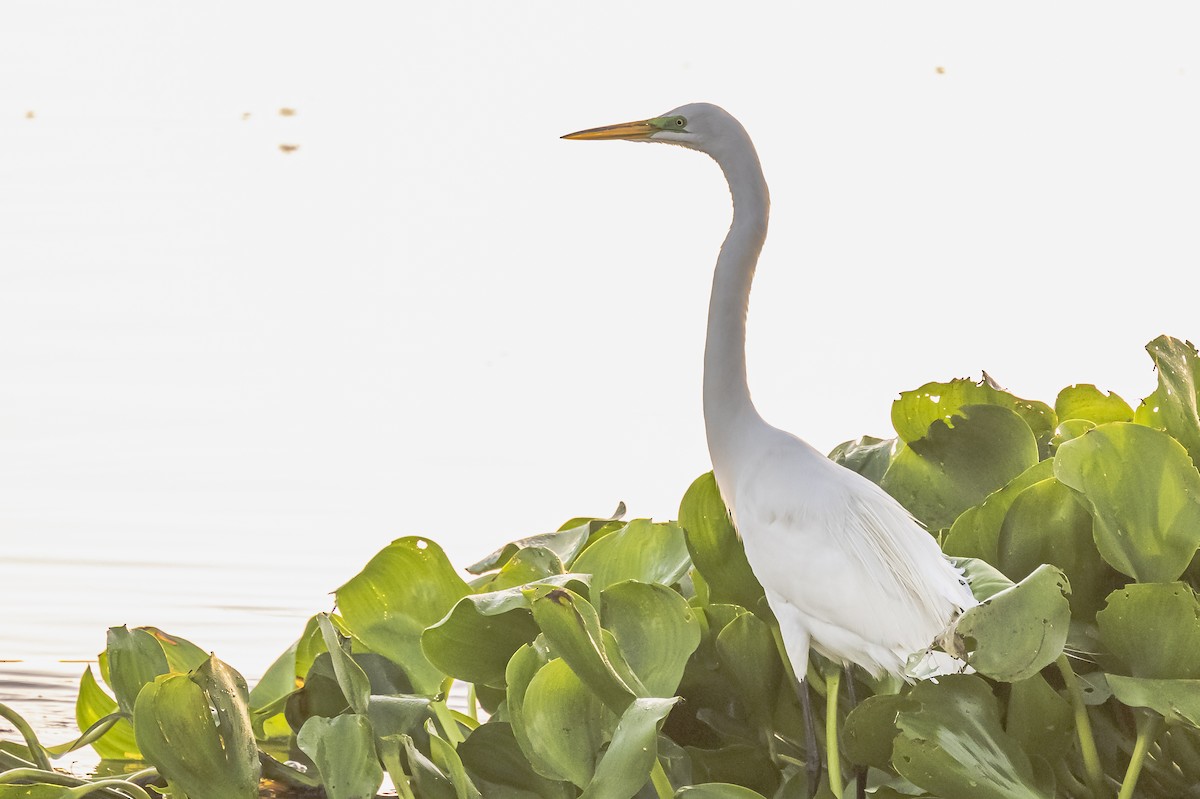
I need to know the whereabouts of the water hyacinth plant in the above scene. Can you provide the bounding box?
[3,334,1200,798]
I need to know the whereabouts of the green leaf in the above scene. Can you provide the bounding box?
[106,626,169,715]
[828,435,898,484]
[317,613,371,715]
[882,404,1040,530]
[893,675,1051,799]
[674,785,769,799]
[1006,674,1073,764]
[297,714,384,799]
[468,506,624,574]
[1096,582,1200,678]
[1145,335,1200,466]
[139,627,208,674]
[1055,384,1133,426]
[422,574,587,688]
[367,694,434,753]
[955,564,1071,682]
[476,546,565,592]
[335,536,470,693]
[1107,675,1200,727]
[400,732,459,799]
[1055,422,1200,582]
[952,557,1015,602]
[526,585,641,712]
[678,472,765,613]
[944,459,1054,564]
[458,722,570,798]
[133,655,261,799]
[996,477,1122,618]
[520,658,610,788]
[712,611,781,725]
[600,581,702,698]
[74,666,139,761]
[429,728,483,799]
[505,642,553,780]
[572,519,691,596]
[843,692,915,771]
[579,697,679,799]
[891,377,1056,452]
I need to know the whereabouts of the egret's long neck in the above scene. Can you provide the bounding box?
[703,141,770,483]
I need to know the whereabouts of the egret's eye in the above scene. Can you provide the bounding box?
[674,116,687,128]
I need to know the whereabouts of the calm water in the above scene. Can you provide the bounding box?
[0,550,372,774]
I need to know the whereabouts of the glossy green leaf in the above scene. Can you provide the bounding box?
[106,626,169,715]
[893,675,1050,799]
[468,506,624,574]
[843,693,915,771]
[1055,422,1200,582]
[678,472,765,613]
[139,627,208,675]
[828,435,898,484]
[997,477,1121,618]
[952,556,1015,602]
[572,519,691,595]
[1096,582,1200,679]
[422,574,587,687]
[335,536,470,693]
[526,585,641,712]
[399,732,458,799]
[712,611,781,724]
[458,722,570,798]
[579,697,678,799]
[133,655,261,799]
[956,564,1071,682]
[1006,674,1073,764]
[1145,335,1200,466]
[74,666,139,761]
[505,642,553,780]
[882,404,1040,530]
[674,785,768,799]
[429,728,483,799]
[891,377,1056,451]
[601,581,701,699]
[521,658,610,788]
[297,713,384,799]
[317,613,370,715]
[943,459,1054,564]
[476,546,565,592]
[1107,675,1200,727]
[1055,384,1133,426]
[367,694,434,755]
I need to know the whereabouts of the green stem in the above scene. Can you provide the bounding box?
[1056,654,1105,798]
[825,668,844,798]
[1117,712,1162,799]
[0,768,151,799]
[0,700,53,770]
[649,758,673,799]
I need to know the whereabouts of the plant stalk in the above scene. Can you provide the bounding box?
[1117,712,1162,799]
[825,668,844,798]
[1056,654,1105,798]
[649,757,673,799]
[0,701,53,770]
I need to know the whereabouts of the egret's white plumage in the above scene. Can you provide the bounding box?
[564,102,976,686]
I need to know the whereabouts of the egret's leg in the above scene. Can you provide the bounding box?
[795,677,822,797]
[824,667,844,798]
[845,668,865,799]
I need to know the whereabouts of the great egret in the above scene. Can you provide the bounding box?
[564,104,977,797]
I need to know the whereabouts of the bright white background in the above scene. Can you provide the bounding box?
[2,2,1198,675]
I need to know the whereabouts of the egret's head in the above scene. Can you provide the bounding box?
[562,103,741,156]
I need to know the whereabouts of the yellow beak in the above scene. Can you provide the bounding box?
[561,119,657,141]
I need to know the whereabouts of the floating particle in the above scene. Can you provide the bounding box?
[279,107,296,116]
[242,112,251,120]
[279,144,300,153]
[25,110,34,119]
[935,66,946,75]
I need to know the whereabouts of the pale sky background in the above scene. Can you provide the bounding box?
[2,2,1199,676]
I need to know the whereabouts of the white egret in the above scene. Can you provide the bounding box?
[564,104,976,797]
